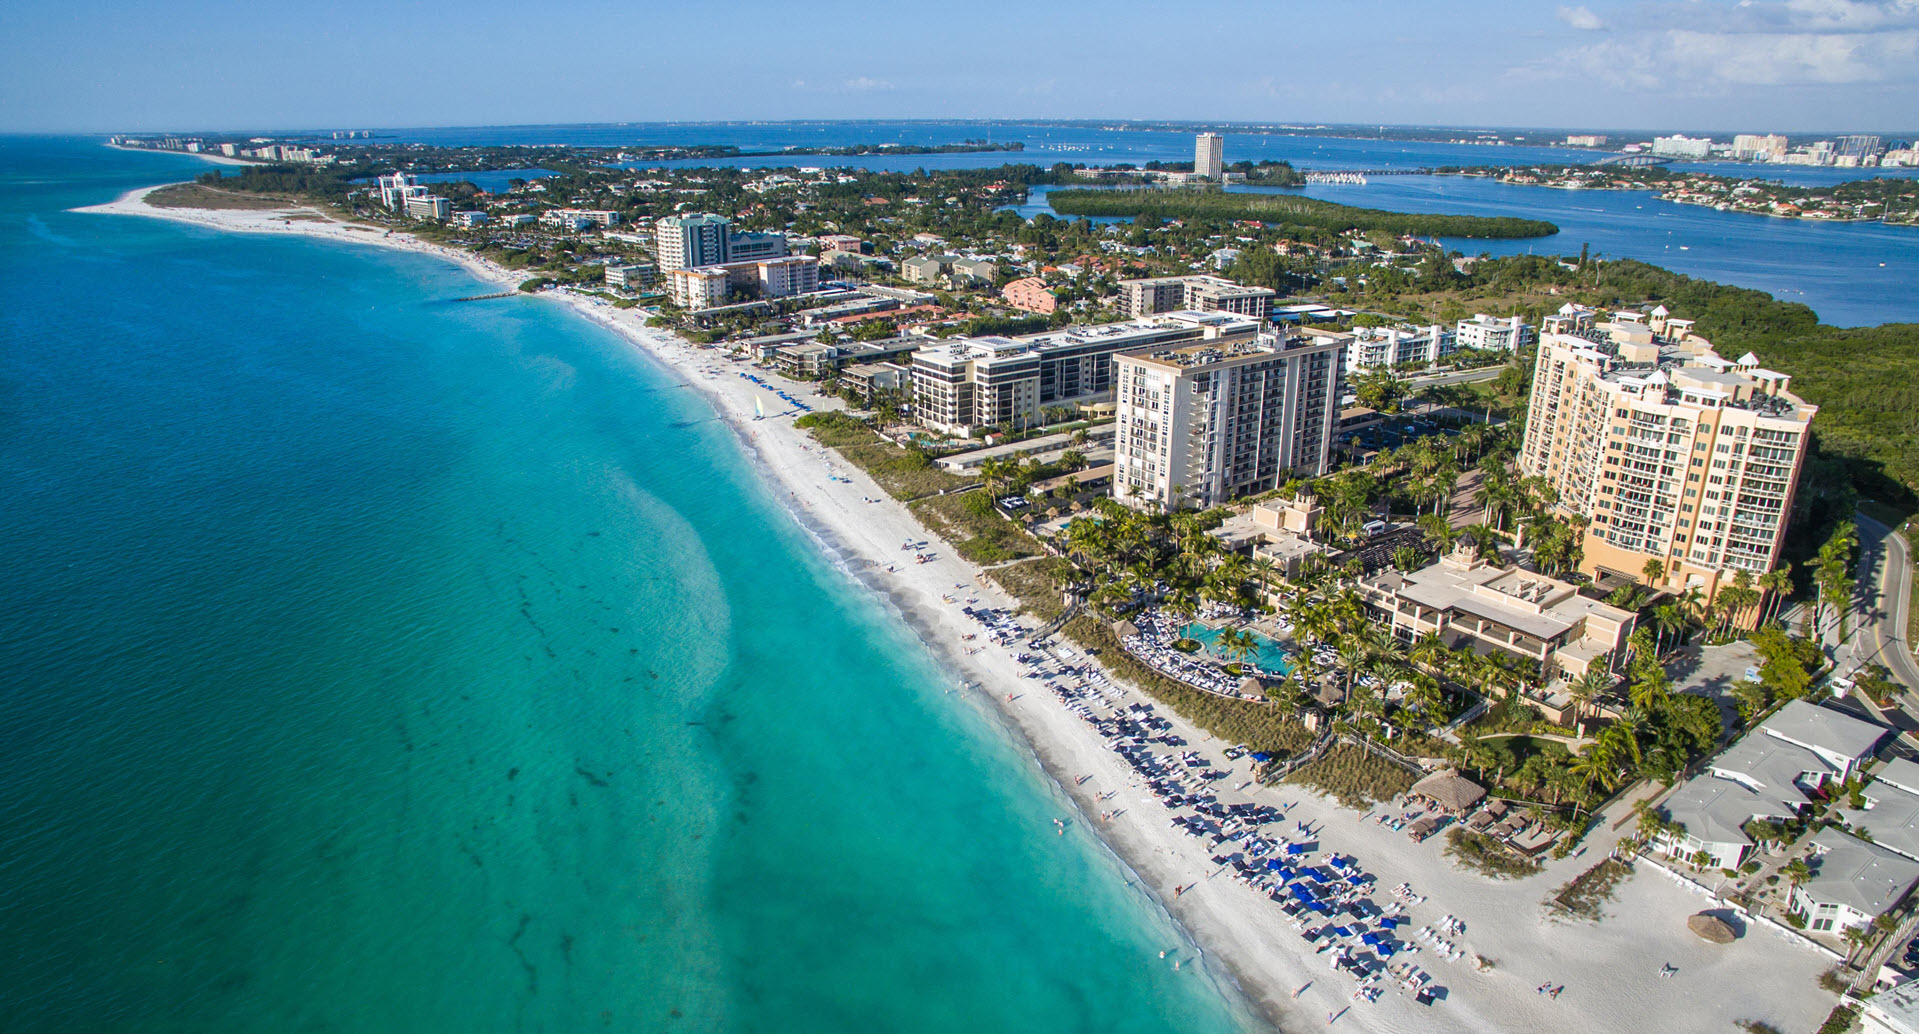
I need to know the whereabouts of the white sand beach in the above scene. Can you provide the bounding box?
[79,181,1844,1034]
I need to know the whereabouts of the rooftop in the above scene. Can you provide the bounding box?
[1360,549,1632,646]
[1840,765,1919,860]
[1763,699,1887,764]
[1550,332,1815,420]
[1661,701,1885,852]
[1801,828,1917,916]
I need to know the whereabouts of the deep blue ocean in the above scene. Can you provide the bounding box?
[0,137,1259,1032]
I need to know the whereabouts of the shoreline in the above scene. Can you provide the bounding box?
[103,141,257,167]
[1430,169,1920,227]
[77,179,1847,1034]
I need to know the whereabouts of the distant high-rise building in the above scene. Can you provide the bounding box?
[377,172,429,211]
[1454,314,1532,352]
[1119,274,1273,320]
[1651,135,1713,160]
[403,195,451,221]
[1837,135,1883,160]
[1565,135,1608,148]
[909,313,1259,435]
[1195,133,1224,180]
[1733,134,1788,161]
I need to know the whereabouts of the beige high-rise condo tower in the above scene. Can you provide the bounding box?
[1195,133,1223,180]
[1518,317,1816,617]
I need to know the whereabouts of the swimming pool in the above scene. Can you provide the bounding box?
[1181,624,1294,675]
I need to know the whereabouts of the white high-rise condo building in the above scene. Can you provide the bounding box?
[1454,314,1532,352]
[1195,133,1224,180]
[1323,324,1454,374]
[1112,329,1345,511]
[1519,324,1816,613]
[1651,135,1713,160]
[1733,134,1788,161]
[377,172,427,211]
[654,213,733,271]
[910,312,1259,436]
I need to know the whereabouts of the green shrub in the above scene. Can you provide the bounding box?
[1443,829,1542,880]
[1285,744,1416,809]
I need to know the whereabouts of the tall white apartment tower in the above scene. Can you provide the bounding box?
[1195,133,1224,180]
[1112,329,1345,511]
[654,213,732,272]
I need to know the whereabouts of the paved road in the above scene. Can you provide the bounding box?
[1846,512,1918,692]
[1410,366,1502,388]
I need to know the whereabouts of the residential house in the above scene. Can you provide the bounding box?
[1791,829,1916,934]
[1841,758,1919,860]
[1653,699,1887,870]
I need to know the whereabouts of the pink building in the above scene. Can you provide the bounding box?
[1001,276,1057,314]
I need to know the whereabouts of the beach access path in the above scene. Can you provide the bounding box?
[79,180,1843,1034]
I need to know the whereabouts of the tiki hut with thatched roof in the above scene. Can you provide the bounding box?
[1687,913,1737,944]
[1410,769,1488,815]
[1113,619,1140,640]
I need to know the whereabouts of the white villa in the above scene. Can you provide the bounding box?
[1653,700,1886,870]
[1790,829,1917,934]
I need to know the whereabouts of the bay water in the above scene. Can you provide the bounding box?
[370,118,1914,327]
[0,137,1257,1033]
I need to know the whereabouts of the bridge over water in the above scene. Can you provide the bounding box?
[1589,153,1673,167]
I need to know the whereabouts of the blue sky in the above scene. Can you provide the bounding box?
[2,0,1914,132]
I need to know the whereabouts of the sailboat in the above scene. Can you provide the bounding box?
[754,396,764,420]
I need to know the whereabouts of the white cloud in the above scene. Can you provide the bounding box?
[843,77,895,91]
[1525,0,1918,92]
[1557,5,1607,30]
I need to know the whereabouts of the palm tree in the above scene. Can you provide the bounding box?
[1570,742,1617,803]
[1759,564,1793,626]
[1652,603,1686,656]
[1629,666,1672,712]
[1251,555,1279,606]
[1569,663,1612,724]
[1416,512,1455,555]
[1338,638,1370,704]
[1642,558,1666,588]
[1404,673,1444,729]
[1220,628,1259,666]
[1409,630,1450,674]
[1267,667,1306,710]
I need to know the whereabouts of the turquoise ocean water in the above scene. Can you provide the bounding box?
[0,138,1258,1033]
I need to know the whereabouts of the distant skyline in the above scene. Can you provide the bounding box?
[3,0,1914,134]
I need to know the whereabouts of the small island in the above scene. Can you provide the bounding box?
[1433,164,1919,226]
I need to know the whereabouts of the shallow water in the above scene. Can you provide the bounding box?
[0,137,1259,1033]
